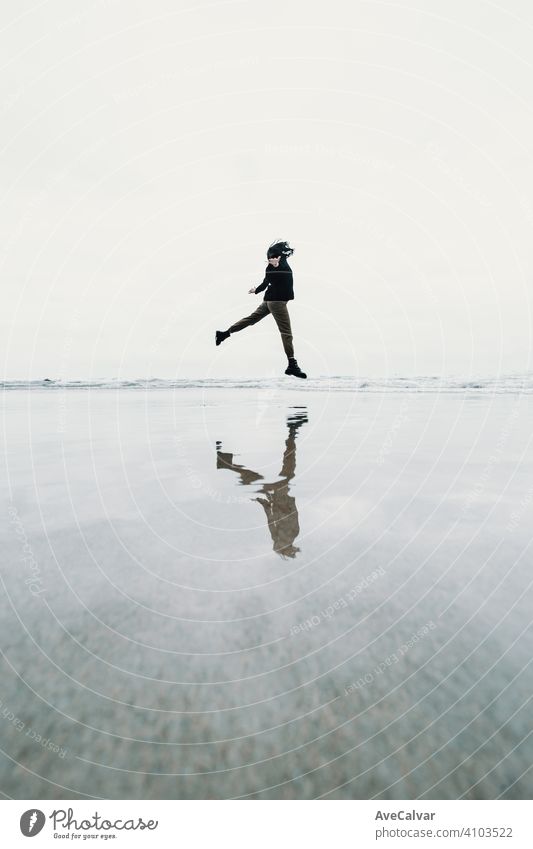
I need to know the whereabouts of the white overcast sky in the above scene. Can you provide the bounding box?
[1,0,532,380]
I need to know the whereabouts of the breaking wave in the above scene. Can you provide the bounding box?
[2,374,533,393]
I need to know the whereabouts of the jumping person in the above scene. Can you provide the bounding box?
[215,240,307,378]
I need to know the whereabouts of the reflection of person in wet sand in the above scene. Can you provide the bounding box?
[216,410,307,559]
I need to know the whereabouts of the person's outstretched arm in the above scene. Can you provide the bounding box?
[249,272,269,295]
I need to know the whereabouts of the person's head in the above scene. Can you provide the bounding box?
[267,240,294,266]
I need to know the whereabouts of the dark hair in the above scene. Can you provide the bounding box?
[267,239,294,259]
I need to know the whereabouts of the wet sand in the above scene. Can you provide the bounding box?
[1,388,533,799]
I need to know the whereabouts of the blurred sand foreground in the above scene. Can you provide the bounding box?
[1,388,532,799]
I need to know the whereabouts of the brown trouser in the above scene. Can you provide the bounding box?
[228,300,295,359]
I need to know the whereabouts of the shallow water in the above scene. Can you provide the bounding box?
[1,389,532,798]
[2,372,533,393]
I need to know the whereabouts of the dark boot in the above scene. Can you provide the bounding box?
[285,358,307,379]
[215,330,230,346]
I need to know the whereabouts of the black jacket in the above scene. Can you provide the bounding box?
[255,258,294,301]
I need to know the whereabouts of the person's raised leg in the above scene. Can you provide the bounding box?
[216,302,269,345]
